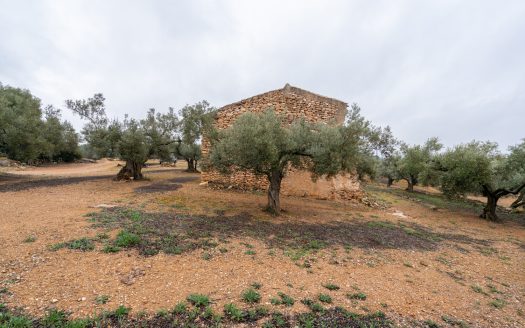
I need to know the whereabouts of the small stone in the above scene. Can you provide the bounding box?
[51,299,58,303]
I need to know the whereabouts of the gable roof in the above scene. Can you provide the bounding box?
[217,83,347,112]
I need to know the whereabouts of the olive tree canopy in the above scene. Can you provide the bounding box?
[208,105,385,215]
[1,83,80,163]
[430,140,525,221]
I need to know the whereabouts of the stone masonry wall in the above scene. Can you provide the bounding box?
[201,84,361,199]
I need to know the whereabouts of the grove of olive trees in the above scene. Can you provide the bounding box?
[2,81,524,221]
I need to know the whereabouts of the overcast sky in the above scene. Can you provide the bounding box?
[0,0,523,149]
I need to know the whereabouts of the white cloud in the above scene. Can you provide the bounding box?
[0,0,523,149]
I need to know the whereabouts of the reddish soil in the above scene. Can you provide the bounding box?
[0,161,524,327]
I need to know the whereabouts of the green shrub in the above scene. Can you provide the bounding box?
[224,303,244,321]
[172,301,187,314]
[242,288,261,304]
[113,305,130,318]
[102,245,120,253]
[322,283,340,291]
[347,292,367,300]
[115,231,141,248]
[67,238,95,251]
[318,294,332,304]
[277,292,294,307]
[42,309,67,326]
[186,294,210,307]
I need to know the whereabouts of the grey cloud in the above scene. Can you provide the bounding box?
[0,0,523,149]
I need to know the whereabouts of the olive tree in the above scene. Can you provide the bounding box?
[68,93,178,180]
[1,83,80,163]
[431,140,525,221]
[176,101,215,172]
[40,105,81,162]
[141,107,179,163]
[396,138,442,191]
[377,152,402,187]
[115,118,149,180]
[374,126,400,187]
[506,140,525,210]
[209,105,383,215]
[66,93,120,159]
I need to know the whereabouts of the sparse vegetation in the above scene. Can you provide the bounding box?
[271,292,295,307]
[22,235,36,243]
[114,230,141,248]
[242,288,261,304]
[95,295,110,304]
[49,238,95,252]
[318,294,332,304]
[489,298,506,309]
[186,294,210,307]
[251,282,262,290]
[322,283,340,291]
[347,292,367,301]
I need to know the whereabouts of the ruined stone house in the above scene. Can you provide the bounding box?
[201,83,360,200]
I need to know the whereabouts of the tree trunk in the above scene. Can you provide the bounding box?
[193,160,199,172]
[186,159,193,171]
[266,169,283,215]
[387,177,394,187]
[481,192,500,221]
[116,160,144,181]
[185,158,199,173]
[405,178,414,192]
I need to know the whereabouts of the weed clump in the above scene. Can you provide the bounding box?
[242,288,261,304]
[186,294,210,307]
[347,292,367,300]
[95,295,110,304]
[49,238,95,252]
[318,294,332,304]
[23,235,36,243]
[115,230,141,248]
[323,283,340,291]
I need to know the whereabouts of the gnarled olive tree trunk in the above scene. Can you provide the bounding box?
[480,190,499,221]
[116,160,144,180]
[405,176,417,192]
[480,183,525,221]
[266,169,283,215]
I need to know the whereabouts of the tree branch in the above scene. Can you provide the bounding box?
[494,182,525,198]
[511,193,525,208]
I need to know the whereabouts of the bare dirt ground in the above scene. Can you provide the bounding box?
[0,161,524,327]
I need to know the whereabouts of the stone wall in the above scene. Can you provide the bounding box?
[201,84,361,199]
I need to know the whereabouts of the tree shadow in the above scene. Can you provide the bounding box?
[134,177,199,193]
[87,208,492,256]
[0,174,114,192]
[0,169,183,193]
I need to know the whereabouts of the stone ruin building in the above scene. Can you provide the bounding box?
[201,83,360,200]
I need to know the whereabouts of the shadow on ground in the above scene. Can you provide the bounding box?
[134,177,199,193]
[86,207,492,256]
[0,169,179,193]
